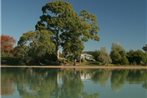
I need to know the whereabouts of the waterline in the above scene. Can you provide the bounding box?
[1,65,147,70]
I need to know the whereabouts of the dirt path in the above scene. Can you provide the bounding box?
[1,65,147,70]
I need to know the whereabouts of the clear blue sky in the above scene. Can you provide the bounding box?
[2,0,146,52]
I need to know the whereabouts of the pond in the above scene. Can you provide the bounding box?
[1,68,147,98]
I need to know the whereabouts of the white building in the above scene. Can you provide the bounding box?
[80,53,95,61]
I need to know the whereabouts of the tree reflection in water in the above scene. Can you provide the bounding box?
[54,69,99,98]
[1,68,147,98]
[111,70,129,91]
[1,69,16,95]
[89,69,111,86]
[16,69,58,98]
[1,68,99,98]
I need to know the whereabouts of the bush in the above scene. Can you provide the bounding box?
[1,57,21,65]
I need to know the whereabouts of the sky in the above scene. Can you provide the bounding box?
[1,0,147,52]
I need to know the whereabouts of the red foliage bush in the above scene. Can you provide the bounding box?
[0,35,16,53]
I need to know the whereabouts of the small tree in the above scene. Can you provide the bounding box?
[110,43,128,65]
[127,50,147,65]
[96,47,112,65]
[0,35,17,65]
[0,35,16,57]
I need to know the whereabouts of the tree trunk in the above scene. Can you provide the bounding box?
[73,59,76,66]
[55,30,59,61]
[55,46,59,60]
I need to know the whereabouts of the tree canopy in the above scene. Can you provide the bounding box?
[35,1,100,64]
[15,30,56,64]
[11,1,100,65]
[127,50,147,65]
[110,43,128,65]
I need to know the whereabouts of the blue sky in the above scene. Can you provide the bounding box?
[2,0,146,52]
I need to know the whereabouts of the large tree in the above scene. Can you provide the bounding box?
[35,1,100,64]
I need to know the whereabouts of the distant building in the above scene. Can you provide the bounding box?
[80,53,95,61]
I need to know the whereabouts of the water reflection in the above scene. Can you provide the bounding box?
[1,69,15,95]
[1,68,147,98]
[90,70,111,86]
[16,69,58,98]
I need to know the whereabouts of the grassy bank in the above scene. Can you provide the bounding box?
[1,65,147,70]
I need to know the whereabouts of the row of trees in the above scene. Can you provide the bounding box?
[1,34,146,65]
[88,43,147,65]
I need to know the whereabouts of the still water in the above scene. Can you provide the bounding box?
[1,68,147,98]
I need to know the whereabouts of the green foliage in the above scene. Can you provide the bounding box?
[16,30,56,65]
[61,32,83,63]
[3,1,99,65]
[87,51,99,61]
[62,38,84,61]
[1,51,13,58]
[80,10,100,41]
[110,51,121,64]
[110,43,129,65]
[96,47,112,65]
[142,44,147,52]
[86,47,111,65]
[13,45,30,64]
[89,47,111,65]
[144,53,147,65]
[1,57,20,65]
[127,50,147,65]
[36,1,100,64]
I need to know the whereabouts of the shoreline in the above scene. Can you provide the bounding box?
[1,65,147,70]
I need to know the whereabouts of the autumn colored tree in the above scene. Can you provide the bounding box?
[0,35,16,56]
